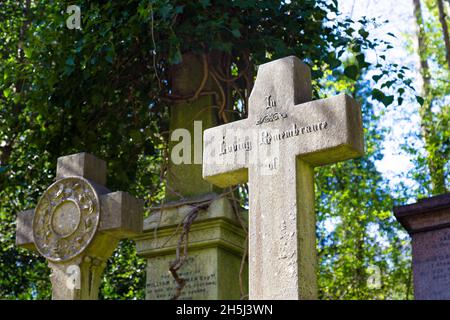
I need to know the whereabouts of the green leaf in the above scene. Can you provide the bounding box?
[358,28,369,39]
[66,57,75,66]
[345,27,355,36]
[381,80,395,89]
[416,96,425,106]
[231,28,241,38]
[372,88,385,102]
[344,65,359,80]
[23,48,33,58]
[382,95,394,106]
[356,53,369,68]
[372,88,394,106]
[372,74,383,82]
[328,57,341,69]
[2,88,11,98]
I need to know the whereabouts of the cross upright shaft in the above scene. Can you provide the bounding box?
[202,56,364,299]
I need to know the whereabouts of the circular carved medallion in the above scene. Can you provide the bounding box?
[33,177,100,262]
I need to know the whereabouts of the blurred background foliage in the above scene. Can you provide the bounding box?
[0,0,448,299]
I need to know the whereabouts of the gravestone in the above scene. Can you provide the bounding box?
[394,193,450,300]
[136,53,247,300]
[15,152,143,299]
[135,194,247,299]
[203,56,364,299]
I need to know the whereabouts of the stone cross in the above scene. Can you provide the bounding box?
[203,56,364,299]
[16,152,143,300]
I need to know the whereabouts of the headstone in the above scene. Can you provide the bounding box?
[135,193,247,299]
[136,53,247,300]
[15,152,143,299]
[394,193,450,300]
[203,56,364,299]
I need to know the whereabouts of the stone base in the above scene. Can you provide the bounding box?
[135,194,248,300]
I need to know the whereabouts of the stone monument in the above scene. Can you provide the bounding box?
[203,56,364,299]
[135,53,247,300]
[394,192,450,300]
[15,152,143,299]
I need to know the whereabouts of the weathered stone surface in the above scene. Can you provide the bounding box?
[15,152,144,300]
[135,195,247,300]
[165,53,221,201]
[202,56,364,299]
[394,192,450,300]
[137,52,248,300]
[100,191,144,238]
[16,209,35,250]
[56,152,107,186]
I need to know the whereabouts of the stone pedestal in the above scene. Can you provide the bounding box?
[135,194,247,300]
[394,193,450,300]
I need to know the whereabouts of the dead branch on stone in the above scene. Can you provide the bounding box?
[168,200,211,300]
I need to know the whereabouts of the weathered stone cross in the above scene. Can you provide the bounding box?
[203,56,364,299]
[16,152,143,299]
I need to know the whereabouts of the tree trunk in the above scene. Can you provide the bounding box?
[413,0,447,195]
[437,0,450,70]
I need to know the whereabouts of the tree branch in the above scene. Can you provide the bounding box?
[437,0,450,70]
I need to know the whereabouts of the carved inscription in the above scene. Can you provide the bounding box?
[414,230,450,299]
[256,95,288,125]
[260,121,328,145]
[147,260,217,300]
[219,136,252,155]
[218,121,329,156]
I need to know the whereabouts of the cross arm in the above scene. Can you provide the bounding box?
[203,119,251,188]
[99,191,144,238]
[16,209,36,250]
[292,94,364,166]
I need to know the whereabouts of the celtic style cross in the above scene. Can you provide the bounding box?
[16,152,143,299]
[203,56,364,299]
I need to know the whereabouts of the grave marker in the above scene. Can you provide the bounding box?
[394,193,450,300]
[16,152,143,299]
[136,53,247,300]
[203,56,364,299]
